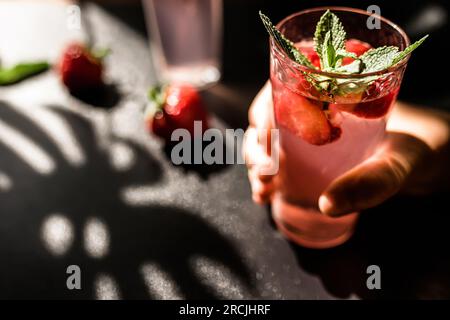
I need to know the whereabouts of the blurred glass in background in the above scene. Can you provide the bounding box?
[143,0,223,88]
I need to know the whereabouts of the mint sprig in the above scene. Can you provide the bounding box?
[392,35,429,65]
[359,46,399,73]
[259,9,428,98]
[314,10,349,70]
[359,35,428,73]
[259,11,315,68]
[321,31,335,70]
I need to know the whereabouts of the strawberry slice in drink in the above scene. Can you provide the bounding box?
[331,82,398,119]
[352,89,398,118]
[274,38,389,145]
[295,39,371,67]
[296,42,321,68]
[274,83,333,145]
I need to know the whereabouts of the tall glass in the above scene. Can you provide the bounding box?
[143,0,222,88]
[270,7,409,248]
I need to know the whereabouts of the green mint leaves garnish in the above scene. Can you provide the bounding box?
[391,34,429,66]
[321,31,335,70]
[358,35,428,73]
[259,9,428,97]
[259,11,315,68]
[312,9,428,74]
[0,62,50,86]
[314,10,353,70]
[359,46,399,73]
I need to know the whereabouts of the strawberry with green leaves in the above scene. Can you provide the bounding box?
[145,84,209,141]
[59,42,109,93]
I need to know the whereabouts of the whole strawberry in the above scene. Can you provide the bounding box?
[59,42,104,93]
[145,84,209,141]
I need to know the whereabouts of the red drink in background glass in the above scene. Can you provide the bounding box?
[269,7,410,248]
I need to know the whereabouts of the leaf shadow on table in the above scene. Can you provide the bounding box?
[162,139,230,180]
[288,193,450,299]
[0,101,253,299]
[201,86,252,130]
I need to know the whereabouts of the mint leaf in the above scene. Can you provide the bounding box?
[321,31,336,71]
[313,10,357,71]
[0,62,50,85]
[259,11,315,68]
[360,46,399,73]
[392,35,429,65]
[359,35,428,73]
[336,49,357,60]
[335,49,357,66]
[334,59,362,74]
[314,10,346,68]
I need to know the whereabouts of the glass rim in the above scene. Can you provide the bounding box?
[272,6,411,79]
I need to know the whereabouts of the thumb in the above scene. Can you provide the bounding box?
[319,132,430,217]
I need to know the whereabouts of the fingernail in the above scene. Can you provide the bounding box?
[318,195,334,215]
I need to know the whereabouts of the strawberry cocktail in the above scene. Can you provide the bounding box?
[261,7,426,248]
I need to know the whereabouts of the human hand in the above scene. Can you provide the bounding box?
[243,82,450,216]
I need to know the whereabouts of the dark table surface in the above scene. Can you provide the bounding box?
[0,0,449,299]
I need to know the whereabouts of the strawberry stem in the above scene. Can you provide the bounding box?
[91,48,111,60]
[148,85,166,109]
[145,85,167,119]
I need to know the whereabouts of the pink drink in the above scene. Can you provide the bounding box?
[143,0,222,88]
[269,8,409,248]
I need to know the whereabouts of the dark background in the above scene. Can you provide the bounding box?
[222,0,449,110]
[100,0,450,116]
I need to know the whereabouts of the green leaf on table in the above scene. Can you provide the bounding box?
[0,62,50,85]
[259,11,315,68]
